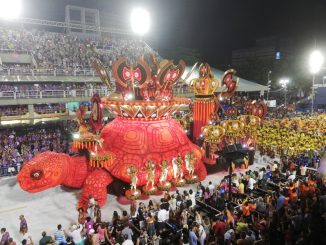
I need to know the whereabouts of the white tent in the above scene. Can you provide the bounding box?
[182,65,268,93]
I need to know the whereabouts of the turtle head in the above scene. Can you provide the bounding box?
[17,151,68,192]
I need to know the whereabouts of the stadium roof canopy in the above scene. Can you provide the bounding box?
[182,65,268,93]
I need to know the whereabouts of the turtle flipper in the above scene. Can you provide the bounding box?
[78,170,113,209]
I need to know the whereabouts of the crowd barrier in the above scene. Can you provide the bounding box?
[0,163,22,177]
[0,88,109,99]
[0,68,98,77]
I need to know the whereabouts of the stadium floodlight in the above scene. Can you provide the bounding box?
[0,0,22,20]
[130,7,150,35]
[309,50,324,74]
[279,78,290,87]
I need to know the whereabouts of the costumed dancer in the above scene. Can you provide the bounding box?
[125,165,141,200]
[158,159,171,191]
[142,160,157,194]
[172,154,186,186]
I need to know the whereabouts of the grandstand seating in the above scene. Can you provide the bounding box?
[0,24,161,122]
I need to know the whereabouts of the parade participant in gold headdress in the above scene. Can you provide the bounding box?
[159,159,169,184]
[128,166,138,193]
[142,160,157,194]
[172,154,186,186]
[185,151,196,177]
[158,159,172,191]
[185,151,199,183]
[145,160,156,188]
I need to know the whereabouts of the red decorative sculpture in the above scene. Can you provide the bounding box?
[17,152,113,208]
[17,56,207,209]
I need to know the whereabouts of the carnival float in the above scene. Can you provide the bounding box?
[17,56,208,208]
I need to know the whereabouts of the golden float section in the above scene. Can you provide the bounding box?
[101,95,191,121]
[201,115,261,142]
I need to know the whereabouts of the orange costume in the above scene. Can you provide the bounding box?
[242,204,250,217]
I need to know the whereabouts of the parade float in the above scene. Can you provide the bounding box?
[17,56,207,208]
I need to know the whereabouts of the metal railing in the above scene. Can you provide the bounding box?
[0,88,110,99]
[0,67,98,77]
[0,49,30,54]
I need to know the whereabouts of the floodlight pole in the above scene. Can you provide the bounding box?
[284,85,287,108]
[267,71,272,101]
[312,74,315,114]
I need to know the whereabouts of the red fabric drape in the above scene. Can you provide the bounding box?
[193,99,215,141]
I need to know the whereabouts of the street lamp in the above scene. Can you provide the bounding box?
[130,7,151,35]
[279,78,290,107]
[0,0,22,20]
[309,50,324,113]
[267,70,272,100]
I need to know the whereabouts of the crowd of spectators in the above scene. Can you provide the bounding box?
[0,104,67,117]
[0,26,157,74]
[34,104,67,114]
[0,123,69,176]
[1,154,325,244]
[0,105,28,117]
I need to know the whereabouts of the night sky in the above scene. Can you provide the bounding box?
[25,0,326,65]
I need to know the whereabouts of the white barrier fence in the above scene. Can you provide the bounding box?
[0,68,101,77]
[0,88,109,99]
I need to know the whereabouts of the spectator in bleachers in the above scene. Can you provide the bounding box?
[0,105,28,117]
[0,122,69,177]
[0,26,159,75]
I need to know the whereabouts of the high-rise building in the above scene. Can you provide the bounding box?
[232,36,293,67]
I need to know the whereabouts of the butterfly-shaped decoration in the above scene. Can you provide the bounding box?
[156,59,186,90]
[92,58,112,89]
[244,101,254,113]
[199,63,212,78]
[221,69,239,97]
[252,101,267,120]
[112,57,151,90]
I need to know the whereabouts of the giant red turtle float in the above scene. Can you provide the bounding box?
[17,56,207,208]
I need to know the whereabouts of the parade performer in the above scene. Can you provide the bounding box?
[159,159,169,183]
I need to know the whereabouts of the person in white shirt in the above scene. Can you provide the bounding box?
[189,189,196,208]
[258,168,265,180]
[248,177,256,191]
[300,164,307,176]
[232,175,239,187]
[197,224,206,245]
[122,235,134,245]
[271,162,278,172]
[288,171,296,181]
[208,181,215,196]
[157,207,168,232]
[196,183,203,198]
[195,211,202,225]
[21,232,33,245]
[224,228,234,242]
[66,224,83,245]
[157,208,168,223]
[169,194,177,211]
